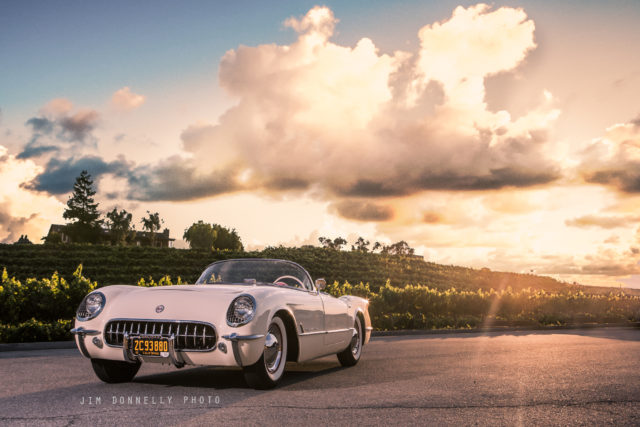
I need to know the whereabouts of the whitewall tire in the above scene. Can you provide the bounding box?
[243,316,288,389]
[337,316,362,367]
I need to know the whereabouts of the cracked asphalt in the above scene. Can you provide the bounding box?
[1,327,639,426]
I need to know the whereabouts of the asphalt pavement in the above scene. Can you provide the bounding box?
[1,327,639,426]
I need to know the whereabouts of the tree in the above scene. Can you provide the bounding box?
[183,220,217,250]
[373,240,415,256]
[387,240,415,256]
[140,211,163,247]
[105,208,134,245]
[211,224,243,251]
[351,237,370,253]
[319,236,347,250]
[62,170,103,243]
[14,235,33,245]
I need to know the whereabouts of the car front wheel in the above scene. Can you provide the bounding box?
[243,316,288,389]
[337,316,363,367]
[91,358,141,383]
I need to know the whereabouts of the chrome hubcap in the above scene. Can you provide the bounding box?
[351,321,361,356]
[264,325,282,373]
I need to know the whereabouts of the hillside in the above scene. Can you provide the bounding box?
[1,244,637,295]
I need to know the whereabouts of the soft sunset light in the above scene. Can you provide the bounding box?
[2,1,640,288]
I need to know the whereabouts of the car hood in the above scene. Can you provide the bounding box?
[100,284,265,321]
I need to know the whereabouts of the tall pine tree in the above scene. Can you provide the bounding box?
[63,170,103,243]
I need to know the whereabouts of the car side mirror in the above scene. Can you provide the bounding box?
[315,278,326,290]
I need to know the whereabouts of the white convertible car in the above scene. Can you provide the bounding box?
[71,258,371,389]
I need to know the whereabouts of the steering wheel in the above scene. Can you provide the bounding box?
[273,275,305,289]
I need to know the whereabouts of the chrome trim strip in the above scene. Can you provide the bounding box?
[103,319,217,352]
[299,327,355,337]
[298,330,325,336]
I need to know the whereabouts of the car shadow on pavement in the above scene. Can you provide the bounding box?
[134,367,246,389]
[133,359,346,390]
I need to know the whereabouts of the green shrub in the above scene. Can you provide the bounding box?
[1,262,640,343]
[0,319,72,343]
[0,266,96,323]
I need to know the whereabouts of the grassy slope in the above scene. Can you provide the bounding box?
[2,243,638,295]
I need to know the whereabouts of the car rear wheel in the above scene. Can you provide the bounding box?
[337,316,362,367]
[243,316,288,389]
[91,358,141,383]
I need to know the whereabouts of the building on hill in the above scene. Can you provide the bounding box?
[44,224,175,248]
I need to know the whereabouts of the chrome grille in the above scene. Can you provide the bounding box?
[104,319,217,351]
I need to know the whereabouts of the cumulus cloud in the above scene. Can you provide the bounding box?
[19,5,562,213]
[580,118,640,192]
[143,4,559,214]
[125,157,239,201]
[18,98,99,159]
[16,141,59,159]
[58,110,99,142]
[330,200,394,222]
[111,87,146,111]
[566,214,640,229]
[422,211,443,224]
[23,155,131,194]
[604,235,620,244]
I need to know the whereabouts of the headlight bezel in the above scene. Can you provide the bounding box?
[76,291,106,321]
[226,294,257,327]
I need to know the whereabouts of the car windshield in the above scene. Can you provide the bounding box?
[196,259,312,290]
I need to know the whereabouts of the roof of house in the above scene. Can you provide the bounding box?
[47,224,175,241]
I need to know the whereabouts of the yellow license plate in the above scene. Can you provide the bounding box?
[131,337,168,356]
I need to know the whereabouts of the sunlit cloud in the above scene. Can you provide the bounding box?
[111,87,146,111]
[580,118,640,192]
[0,146,64,243]
[329,200,394,222]
[156,3,560,209]
[22,4,561,207]
[566,214,640,229]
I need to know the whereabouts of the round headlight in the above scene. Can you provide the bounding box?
[227,295,256,327]
[76,292,106,321]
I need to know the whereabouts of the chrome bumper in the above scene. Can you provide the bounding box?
[222,333,264,366]
[70,327,100,358]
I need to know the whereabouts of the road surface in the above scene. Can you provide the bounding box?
[1,328,639,426]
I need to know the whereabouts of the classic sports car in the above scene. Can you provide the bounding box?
[71,258,371,389]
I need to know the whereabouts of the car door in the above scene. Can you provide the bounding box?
[287,284,327,361]
[319,293,352,348]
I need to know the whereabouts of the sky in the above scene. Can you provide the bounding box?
[2,0,640,288]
